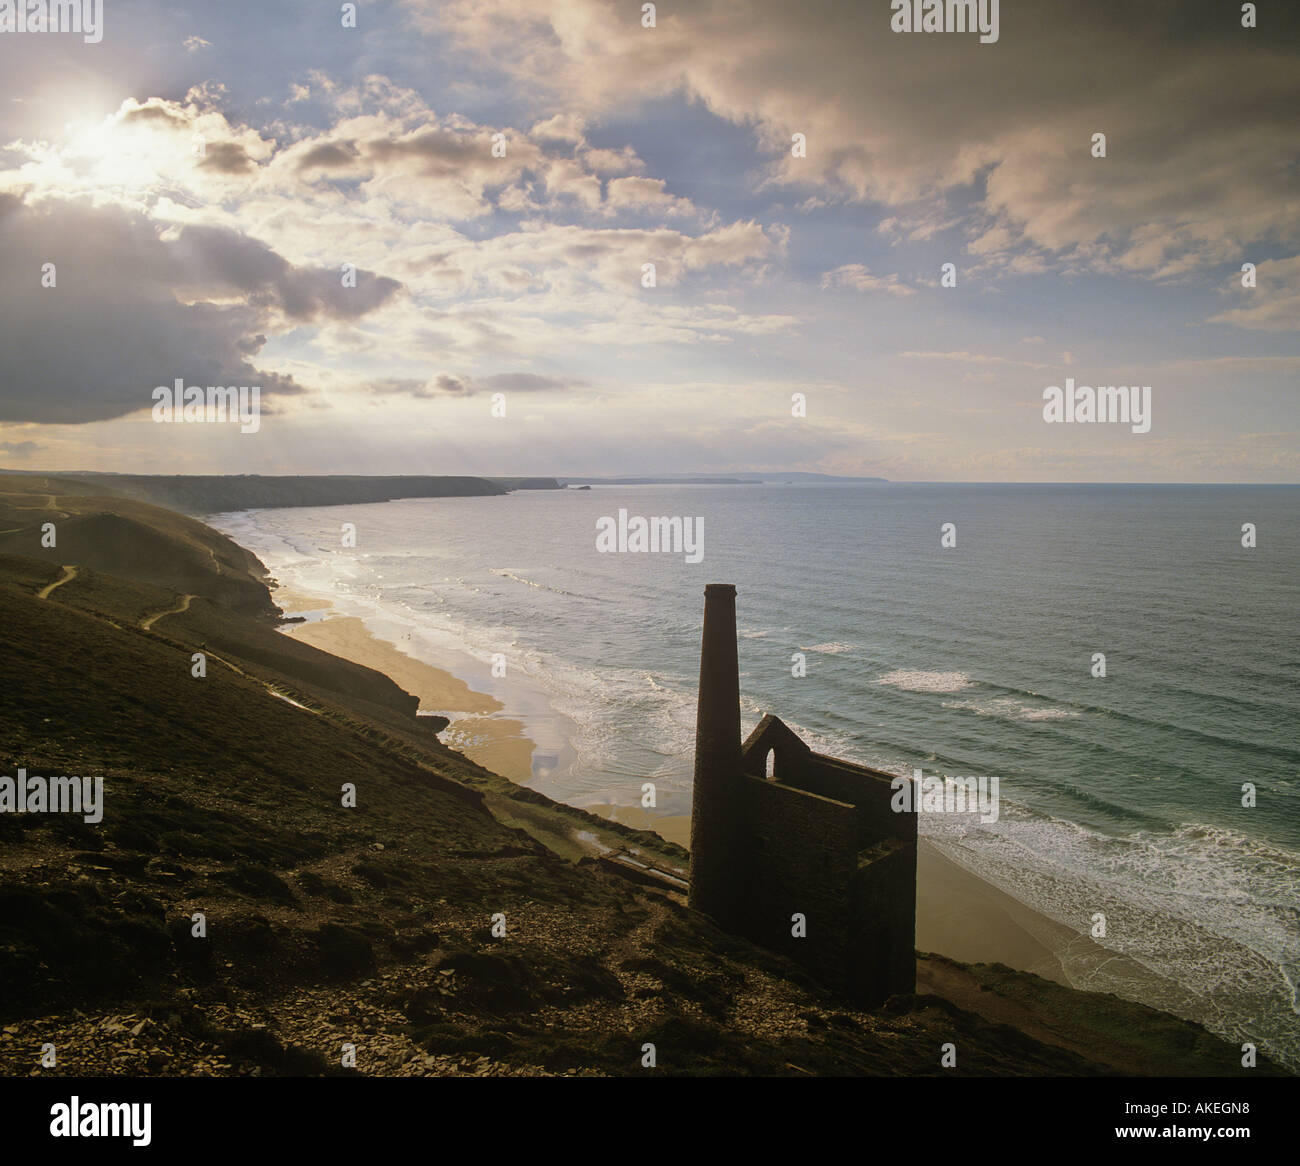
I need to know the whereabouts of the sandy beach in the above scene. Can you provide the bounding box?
[276,589,537,783]
[271,585,1120,989]
[917,842,1069,980]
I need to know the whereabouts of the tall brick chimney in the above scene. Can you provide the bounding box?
[688,583,743,921]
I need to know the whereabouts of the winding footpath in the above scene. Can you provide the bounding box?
[36,564,77,600]
[140,593,195,630]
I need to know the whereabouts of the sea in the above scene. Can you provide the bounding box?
[209,482,1300,1069]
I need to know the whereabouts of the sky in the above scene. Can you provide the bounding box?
[0,0,1297,482]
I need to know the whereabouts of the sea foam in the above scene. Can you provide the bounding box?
[877,669,975,693]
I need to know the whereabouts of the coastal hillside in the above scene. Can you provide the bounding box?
[0,476,277,616]
[36,473,508,514]
[0,482,1281,1076]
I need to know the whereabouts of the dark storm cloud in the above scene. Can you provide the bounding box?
[0,196,401,424]
[171,224,404,321]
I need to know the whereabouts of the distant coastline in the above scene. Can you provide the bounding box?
[0,470,896,515]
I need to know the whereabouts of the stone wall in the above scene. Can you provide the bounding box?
[798,755,913,844]
[852,838,918,1005]
[738,774,860,992]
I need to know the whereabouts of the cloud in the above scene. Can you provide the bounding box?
[431,374,471,396]
[899,350,1055,371]
[1207,256,1300,332]
[2,10,1289,482]
[0,85,786,380]
[295,142,361,171]
[409,219,780,298]
[480,372,576,393]
[0,195,401,423]
[376,371,580,398]
[604,176,694,217]
[120,102,187,127]
[197,141,257,174]
[820,263,913,296]
[529,113,587,145]
[410,0,1300,288]
[168,222,403,322]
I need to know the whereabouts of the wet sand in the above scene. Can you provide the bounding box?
[582,801,693,849]
[917,842,1070,982]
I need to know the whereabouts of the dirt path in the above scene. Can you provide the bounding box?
[36,564,77,600]
[0,491,58,508]
[0,491,68,519]
[140,593,195,630]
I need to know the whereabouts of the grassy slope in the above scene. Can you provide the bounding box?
[0,478,1281,1076]
[0,476,274,614]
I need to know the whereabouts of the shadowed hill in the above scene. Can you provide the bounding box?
[0,490,1283,1077]
[0,511,275,616]
[0,477,275,615]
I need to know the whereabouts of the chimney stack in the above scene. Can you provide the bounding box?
[688,583,742,920]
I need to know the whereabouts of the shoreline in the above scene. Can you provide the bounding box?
[268,582,1101,987]
[277,589,537,783]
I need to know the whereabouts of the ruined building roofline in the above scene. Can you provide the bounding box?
[742,714,909,792]
[742,713,809,754]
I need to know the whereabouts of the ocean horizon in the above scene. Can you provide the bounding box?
[209,481,1300,1070]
